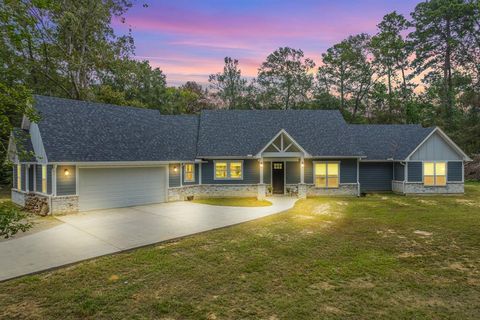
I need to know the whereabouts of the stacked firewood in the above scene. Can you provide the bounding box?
[24,194,49,216]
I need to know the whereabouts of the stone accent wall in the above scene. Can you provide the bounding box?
[404,182,464,195]
[297,183,307,199]
[307,183,358,197]
[257,184,266,200]
[51,195,79,213]
[11,189,27,207]
[392,181,405,194]
[168,184,259,201]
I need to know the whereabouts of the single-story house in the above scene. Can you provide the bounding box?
[8,95,471,213]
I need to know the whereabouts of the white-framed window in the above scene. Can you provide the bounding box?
[184,164,195,182]
[42,165,47,193]
[424,162,446,186]
[214,160,243,180]
[314,161,339,188]
[17,164,21,190]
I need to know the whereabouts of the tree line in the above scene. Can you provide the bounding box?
[0,0,479,187]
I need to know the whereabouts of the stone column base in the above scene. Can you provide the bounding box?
[297,183,307,199]
[257,184,266,200]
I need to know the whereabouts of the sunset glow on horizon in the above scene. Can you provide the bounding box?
[114,0,423,86]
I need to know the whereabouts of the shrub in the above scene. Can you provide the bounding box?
[0,201,32,239]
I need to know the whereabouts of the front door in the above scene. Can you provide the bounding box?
[272,162,285,194]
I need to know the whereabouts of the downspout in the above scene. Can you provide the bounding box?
[357,158,360,197]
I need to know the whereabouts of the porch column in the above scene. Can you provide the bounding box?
[259,159,264,184]
[300,157,304,184]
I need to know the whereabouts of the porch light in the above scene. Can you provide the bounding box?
[260,161,263,167]
[64,169,70,176]
[301,161,304,168]
[173,166,178,172]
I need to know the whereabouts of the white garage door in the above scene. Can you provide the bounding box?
[79,167,167,211]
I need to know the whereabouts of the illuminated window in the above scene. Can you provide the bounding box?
[17,164,21,190]
[424,162,446,186]
[273,163,283,169]
[314,162,339,188]
[42,165,47,193]
[214,160,243,180]
[184,164,195,182]
[230,162,243,179]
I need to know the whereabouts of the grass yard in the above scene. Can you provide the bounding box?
[192,197,272,207]
[1,183,480,319]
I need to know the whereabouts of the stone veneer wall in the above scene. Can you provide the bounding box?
[307,183,358,196]
[404,182,464,194]
[168,184,258,201]
[11,189,27,206]
[392,181,405,194]
[51,195,79,213]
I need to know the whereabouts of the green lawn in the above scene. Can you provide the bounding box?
[192,197,272,207]
[1,183,480,319]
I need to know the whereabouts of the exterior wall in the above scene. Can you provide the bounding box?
[11,189,26,206]
[201,159,260,184]
[392,181,404,194]
[393,162,405,181]
[407,162,423,182]
[307,183,358,196]
[410,132,463,161]
[56,165,76,196]
[404,182,464,194]
[168,184,258,201]
[447,161,463,182]
[28,165,34,191]
[263,161,271,184]
[286,161,300,184]
[304,159,313,184]
[35,164,42,192]
[47,165,53,194]
[51,195,79,213]
[359,162,393,192]
[304,158,357,184]
[182,163,199,185]
[169,163,181,187]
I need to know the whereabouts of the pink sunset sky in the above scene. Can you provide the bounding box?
[113,0,423,86]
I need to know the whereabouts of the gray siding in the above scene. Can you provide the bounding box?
[21,164,26,191]
[393,162,405,181]
[36,165,42,192]
[359,162,393,192]
[56,165,76,196]
[28,165,34,191]
[410,132,463,161]
[169,163,181,187]
[201,159,259,184]
[47,165,53,194]
[340,159,357,183]
[263,161,271,184]
[12,166,17,189]
[407,162,422,182]
[447,161,463,182]
[286,162,300,184]
[304,159,313,184]
[183,163,199,185]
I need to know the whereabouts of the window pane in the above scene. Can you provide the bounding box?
[424,175,435,186]
[327,163,339,176]
[315,176,326,188]
[327,177,339,188]
[436,175,446,186]
[435,162,446,176]
[184,164,194,181]
[42,165,47,193]
[215,162,227,178]
[424,162,434,176]
[315,163,326,176]
[230,162,242,179]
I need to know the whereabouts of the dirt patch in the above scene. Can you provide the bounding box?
[455,199,479,207]
[309,281,336,291]
[397,252,423,259]
[348,278,376,289]
[322,305,344,314]
[414,230,432,237]
[418,199,437,206]
[294,214,314,220]
[1,301,43,319]
[448,262,470,272]
[312,203,331,215]
[0,216,63,242]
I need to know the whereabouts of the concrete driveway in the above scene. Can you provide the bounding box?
[0,197,296,281]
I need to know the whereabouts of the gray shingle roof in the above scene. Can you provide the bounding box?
[197,109,364,157]
[348,124,435,160]
[34,95,198,162]
[31,95,438,162]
